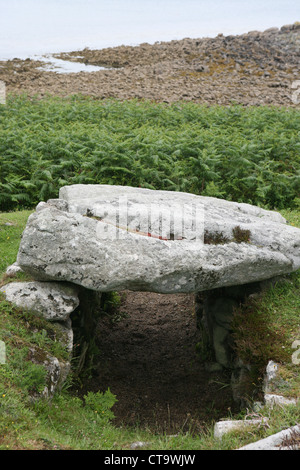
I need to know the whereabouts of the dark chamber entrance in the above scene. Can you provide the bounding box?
[83,291,239,434]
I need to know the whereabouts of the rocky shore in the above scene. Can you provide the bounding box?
[0,23,299,106]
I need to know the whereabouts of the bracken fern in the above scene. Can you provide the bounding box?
[0,95,299,211]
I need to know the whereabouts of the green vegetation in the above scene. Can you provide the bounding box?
[0,97,299,449]
[0,207,299,450]
[232,270,300,398]
[0,210,32,273]
[0,95,299,211]
[232,226,251,244]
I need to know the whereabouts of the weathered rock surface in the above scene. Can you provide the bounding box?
[196,282,264,368]
[214,418,268,439]
[0,281,79,321]
[28,346,71,399]
[16,185,300,294]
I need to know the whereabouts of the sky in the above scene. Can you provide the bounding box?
[0,0,299,59]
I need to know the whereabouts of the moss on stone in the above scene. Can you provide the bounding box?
[232,226,251,243]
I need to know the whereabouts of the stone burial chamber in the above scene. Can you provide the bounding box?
[2,184,300,396]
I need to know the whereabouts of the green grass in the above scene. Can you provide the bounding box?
[0,97,299,449]
[0,207,299,450]
[0,95,299,211]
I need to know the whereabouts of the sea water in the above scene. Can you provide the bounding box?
[0,0,298,71]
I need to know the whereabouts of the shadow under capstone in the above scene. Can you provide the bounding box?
[73,290,240,433]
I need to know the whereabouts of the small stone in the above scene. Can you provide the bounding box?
[263,27,279,34]
[28,347,71,399]
[214,418,268,439]
[16,185,300,294]
[6,262,23,276]
[264,394,297,408]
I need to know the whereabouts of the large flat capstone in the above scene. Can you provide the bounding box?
[17,185,300,293]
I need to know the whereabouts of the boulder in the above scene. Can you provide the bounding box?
[16,185,300,294]
[0,281,79,321]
